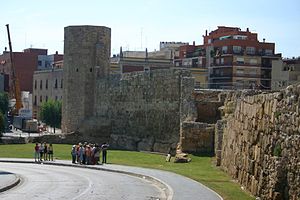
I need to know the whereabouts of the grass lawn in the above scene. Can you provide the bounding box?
[0,143,254,200]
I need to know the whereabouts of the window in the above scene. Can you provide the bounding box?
[222,46,228,54]
[246,47,255,55]
[40,96,42,103]
[265,49,273,55]
[221,58,224,64]
[40,80,42,90]
[233,35,247,40]
[38,60,42,66]
[236,69,244,75]
[208,39,211,44]
[45,61,50,68]
[55,79,58,88]
[236,57,244,64]
[233,46,242,53]
[198,58,202,65]
[34,80,37,90]
[250,59,258,65]
[46,79,48,89]
[55,96,58,101]
[46,96,48,102]
[34,96,37,105]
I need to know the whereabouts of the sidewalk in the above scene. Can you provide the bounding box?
[0,170,20,193]
[0,158,223,200]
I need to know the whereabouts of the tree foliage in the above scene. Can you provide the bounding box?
[0,92,8,135]
[0,112,5,133]
[40,100,62,133]
[0,92,9,114]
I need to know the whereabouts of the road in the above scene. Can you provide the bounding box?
[0,163,166,200]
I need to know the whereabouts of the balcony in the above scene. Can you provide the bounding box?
[210,73,232,79]
[232,73,260,78]
[232,62,260,67]
[211,62,233,67]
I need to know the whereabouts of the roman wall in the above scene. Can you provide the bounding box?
[62,25,111,134]
[219,87,300,199]
[88,69,194,152]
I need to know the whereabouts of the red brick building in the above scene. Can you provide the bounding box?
[0,48,48,93]
[176,26,281,89]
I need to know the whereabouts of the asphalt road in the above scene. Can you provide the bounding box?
[0,163,165,200]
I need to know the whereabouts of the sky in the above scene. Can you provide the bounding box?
[1,0,300,58]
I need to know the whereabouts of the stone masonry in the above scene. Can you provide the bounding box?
[219,88,300,200]
[62,25,111,134]
[61,25,299,199]
[61,25,195,152]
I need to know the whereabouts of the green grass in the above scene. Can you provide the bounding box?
[0,143,254,200]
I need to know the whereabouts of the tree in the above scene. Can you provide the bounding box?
[0,92,9,136]
[0,112,5,133]
[0,92,9,114]
[40,100,62,133]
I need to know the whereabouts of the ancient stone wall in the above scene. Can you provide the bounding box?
[86,69,193,152]
[62,25,111,133]
[180,122,214,154]
[61,25,197,153]
[220,87,300,199]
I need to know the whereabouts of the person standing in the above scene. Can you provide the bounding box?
[101,142,109,164]
[86,145,92,165]
[48,143,54,161]
[93,144,100,165]
[71,145,77,164]
[34,143,40,162]
[78,143,84,164]
[40,142,44,161]
[44,142,48,161]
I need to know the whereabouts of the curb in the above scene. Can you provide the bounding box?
[0,160,173,200]
[0,174,21,193]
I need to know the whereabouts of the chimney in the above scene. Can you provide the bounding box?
[246,28,249,32]
[205,30,208,36]
[193,41,195,46]
[56,51,58,55]
[263,38,265,43]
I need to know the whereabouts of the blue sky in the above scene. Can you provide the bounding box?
[1,0,299,58]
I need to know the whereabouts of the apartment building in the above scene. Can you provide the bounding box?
[176,26,281,89]
[32,60,63,119]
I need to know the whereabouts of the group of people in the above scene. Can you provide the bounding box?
[71,142,109,165]
[34,142,54,162]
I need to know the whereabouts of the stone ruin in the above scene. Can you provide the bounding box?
[59,25,299,199]
[61,25,196,153]
[216,86,300,200]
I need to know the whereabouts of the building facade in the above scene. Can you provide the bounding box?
[176,26,281,89]
[37,51,63,71]
[32,65,63,119]
[272,58,300,90]
[113,48,173,74]
[174,42,209,88]
[0,48,48,93]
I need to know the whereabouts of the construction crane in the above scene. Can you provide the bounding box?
[6,24,23,115]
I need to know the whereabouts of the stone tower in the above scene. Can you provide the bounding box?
[62,25,111,133]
